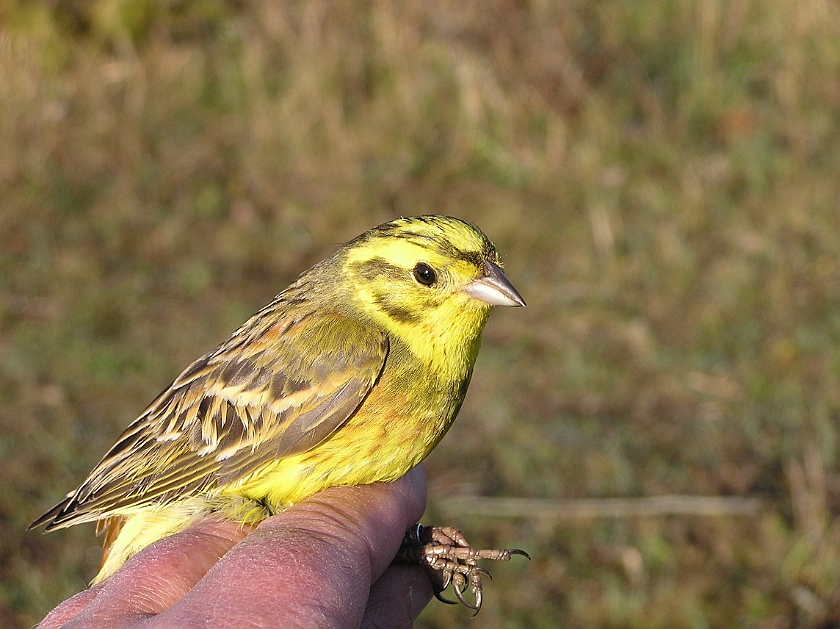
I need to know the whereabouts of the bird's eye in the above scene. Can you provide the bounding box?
[413,263,437,286]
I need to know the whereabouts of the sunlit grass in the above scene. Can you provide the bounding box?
[3,0,840,626]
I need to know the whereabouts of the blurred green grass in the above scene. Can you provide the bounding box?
[2,0,840,626]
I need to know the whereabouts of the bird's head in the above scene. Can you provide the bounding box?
[340,215,524,369]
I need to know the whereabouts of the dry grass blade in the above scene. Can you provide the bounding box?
[439,495,763,519]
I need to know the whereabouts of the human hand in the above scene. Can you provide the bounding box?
[37,465,433,629]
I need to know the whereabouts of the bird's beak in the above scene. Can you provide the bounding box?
[463,261,526,307]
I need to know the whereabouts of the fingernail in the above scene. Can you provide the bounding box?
[407,567,434,620]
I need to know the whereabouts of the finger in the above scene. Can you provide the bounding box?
[36,585,102,629]
[276,463,428,581]
[55,518,248,628]
[157,466,428,629]
[361,565,434,629]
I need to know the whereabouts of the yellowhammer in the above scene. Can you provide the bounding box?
[32,215,526,611]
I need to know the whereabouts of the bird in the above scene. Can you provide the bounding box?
[31,214,526,610]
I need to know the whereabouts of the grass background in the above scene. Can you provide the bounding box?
[2,0,840,626]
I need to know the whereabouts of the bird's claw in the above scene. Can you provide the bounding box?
[395,524,530,615]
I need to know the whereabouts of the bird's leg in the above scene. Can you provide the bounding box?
[394,523,530,615]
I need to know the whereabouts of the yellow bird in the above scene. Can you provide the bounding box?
[31,215,525,609]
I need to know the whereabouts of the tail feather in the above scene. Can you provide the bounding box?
[97,516,127,572]
[28,497,73,531]
[30,495,101,532]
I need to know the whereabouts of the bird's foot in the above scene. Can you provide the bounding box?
[395,523,530,615]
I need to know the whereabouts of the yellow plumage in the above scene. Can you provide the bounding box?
[31,215,524,584]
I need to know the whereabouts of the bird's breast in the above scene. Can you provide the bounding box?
[235,351,469,509]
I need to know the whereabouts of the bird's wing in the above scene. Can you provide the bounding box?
[33,308,389,530]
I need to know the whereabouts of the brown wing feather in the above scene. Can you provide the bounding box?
[34,303,388,531]
[97,516,126,570]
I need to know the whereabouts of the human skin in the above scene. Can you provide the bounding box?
[37,465,433,629]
